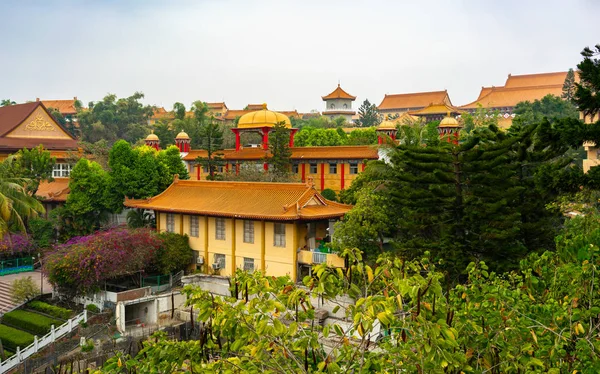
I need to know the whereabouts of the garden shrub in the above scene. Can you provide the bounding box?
[86,304,100,314]
[28,218,55,248]
[2,310,62,336]
[0,324,34,350]
[153,233,193,274]
[12,277,39,303]
[27,301,72,320]
[320,188,337,201]
[44,228,162,296]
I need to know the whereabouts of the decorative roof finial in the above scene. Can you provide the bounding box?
[262,103,267,110]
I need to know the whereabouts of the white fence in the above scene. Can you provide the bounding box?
[0,310,88,373]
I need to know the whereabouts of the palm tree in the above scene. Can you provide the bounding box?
[1,99,16,107]
[0,158,45,238]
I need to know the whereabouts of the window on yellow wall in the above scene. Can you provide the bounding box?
[243,220,254,243]
[166,213,175,232]
[274,223,286,247]
[243,257,254,272]
[310,163,317,174]
[214,253,225,269]
[190,216,199,237]
[215,218,226,240]
[292,164,299,173]
[329,163,337,174]
[349,162,359,174]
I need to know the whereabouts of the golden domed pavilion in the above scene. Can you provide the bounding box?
[376,120,399,144]
[145,130,160,150]
[437,112,462,145]
[175,130,191,153]
[232,103,298,151]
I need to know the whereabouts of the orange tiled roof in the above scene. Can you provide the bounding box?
[322,84,356,101]
[410,103,464,116]
[378,90,450,111]
[477,87,495,100]
[206,102,228,110]
[246,104,264,111]
[36,178,70,202]
[223,109,300,121]
[182,145,379,161]
[124,179,352,221]
[459,85,563,110]
[504,71,567,88]
[40,99,78,115]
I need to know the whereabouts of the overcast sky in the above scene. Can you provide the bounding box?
[0,0,598,113]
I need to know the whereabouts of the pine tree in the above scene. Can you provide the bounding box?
[574,44,600,119]
[355,99,381,127]
[268,122,292,176]
[195,120,224,180]
[562,68,576,102]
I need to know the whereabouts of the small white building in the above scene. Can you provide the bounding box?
[322,84,356,123]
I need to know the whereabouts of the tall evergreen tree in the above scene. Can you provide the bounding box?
[355,99,381,128]
[173,102,186,121]
[562,68,577,102]
[195,120,224,180]
[574,44,600,120]
[267,122,292,176]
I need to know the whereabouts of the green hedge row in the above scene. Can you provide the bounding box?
[2,310,62,336]
[0,324,34,351]
[27,301,73,320]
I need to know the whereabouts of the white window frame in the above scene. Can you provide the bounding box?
[215,217,226,240]
[190,215,199,237]
[52,163,72,178]
[166,213,175,233]
[274,223,286,247]
[214,253,226,269]
[243,220,254,244]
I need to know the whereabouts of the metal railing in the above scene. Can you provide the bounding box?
[0,257,33,276]
[0,310,88,373]
[312,252,327,264]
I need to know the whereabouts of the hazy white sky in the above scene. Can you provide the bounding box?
[0,0,598,112]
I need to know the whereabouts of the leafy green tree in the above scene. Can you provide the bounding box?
[1,99,16,107]
[346,127,377,145]
[460,105,499,135]
[60,159,111,235]
[195,120,224,180]
[7,145,56,196]
[173,102,186,121]
[157,145,190,180]
[574,43,600,119]
[0,159,45,238]
[28,217,55,248]
[152,233,194,274]
[294,127,344,146]
[47,107,77,137]
[267,122,292,175]
[354,99,381,128]
[562,68,576,102]
[512,94,579,128]
[12,277,39,303]
[77,92,154,144]
[126,209,155,229]
[320,188,337,201]
[153,120,176,146]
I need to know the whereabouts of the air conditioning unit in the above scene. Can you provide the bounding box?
[212,263,222,271]
[196,256,204,265]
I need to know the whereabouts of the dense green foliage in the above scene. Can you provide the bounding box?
[2,310,62,336]
[268,122,292,176]
[320,188,337,201]
[77,92,154,144]
[355,99,381,128]
[0,324,34,351]
[28,217,55,248]
[11,276,39,303]
[3,145,56,196]
[574,44,600,119]
[294,127,378,147]
[27,301,73,320]
[152,233,194,274]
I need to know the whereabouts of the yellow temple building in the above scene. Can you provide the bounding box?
[378,90,452,118]
[460,71,568,128]
[125,177,350,280]
[148,104,380,192]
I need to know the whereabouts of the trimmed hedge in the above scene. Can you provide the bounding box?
[27,301,72,320]
[2,310,62,336]
[0,324,34,351]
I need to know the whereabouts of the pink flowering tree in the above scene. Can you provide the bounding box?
[43,228,162,298]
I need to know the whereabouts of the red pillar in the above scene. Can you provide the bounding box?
[232,129,241,151]
[289,129,297,147]
[362,163,366,172]
[236,163,240,175]
[226,163,229,172]
[320,163,325,190]
[340,163,345,190]
[263,162,269,171]
[301,163,306,183]
[262,128,270,150]
[196,165,200,180]
[377,135,382,145]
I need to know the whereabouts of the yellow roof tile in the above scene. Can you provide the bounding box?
[125,180,352,221]
[36,178,70,202]
[378,90,450,111]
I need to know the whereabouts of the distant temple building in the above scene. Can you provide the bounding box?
[377,90,453,119]
[460,71,568,128]
[125,178,349,279]
[37,97,80,124]
[0,102,79,214]
[322,84,356,122]
[146,104,379,191]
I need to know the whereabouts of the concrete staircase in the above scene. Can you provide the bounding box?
[0,281,17,315]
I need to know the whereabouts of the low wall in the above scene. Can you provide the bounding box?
[181,274,231,297]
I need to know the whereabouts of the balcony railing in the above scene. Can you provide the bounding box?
[298,250,345,268]
[312,252,327,264]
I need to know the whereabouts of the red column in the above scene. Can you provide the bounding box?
[233,129,241,151]
[236,163,240,175]
[262,128,270,150]
[340,163,345,190]
[289,129,297,147]
[263,162,269,171]
[226,163,229,172]
[362,163,366,172]
[320,163,325,190]
[301,163,306,183]
[377,135,382,145]
[196,165,200,180]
